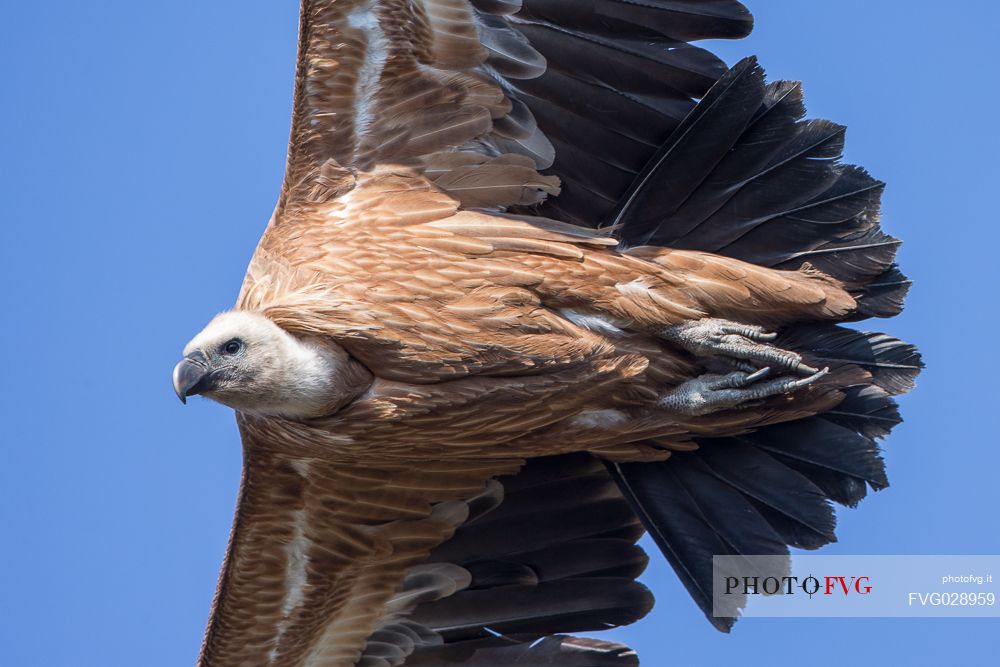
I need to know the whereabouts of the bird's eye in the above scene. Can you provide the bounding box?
[222,339,243,355]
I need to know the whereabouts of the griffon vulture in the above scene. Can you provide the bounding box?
[173,0,920,664]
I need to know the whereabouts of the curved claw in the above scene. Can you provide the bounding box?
[658,367,829,417]
[743,367,829,400]
[710,367,770,389]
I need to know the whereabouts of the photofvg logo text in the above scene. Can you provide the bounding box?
[723,573,872,598]
[712,555,1000,619]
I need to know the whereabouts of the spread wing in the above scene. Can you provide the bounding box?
[272,0,751,219]
[200,428,653,666]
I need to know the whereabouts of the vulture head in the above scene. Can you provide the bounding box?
[173,311,371,418]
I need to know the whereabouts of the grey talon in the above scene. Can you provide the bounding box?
[661,317,821,378]
[658,365,829,417]
[718,323,777,342]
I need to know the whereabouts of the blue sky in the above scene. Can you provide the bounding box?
[1,1,997,665]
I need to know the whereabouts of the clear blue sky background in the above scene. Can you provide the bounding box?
[1,2,997,665]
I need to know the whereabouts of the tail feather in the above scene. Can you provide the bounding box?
[851,265,913,320]
[824,384,903,441]
[612,57,906,317]
[667,456,790,558]
[773,455,870,509]
[609,321,920,629]
[744,496,834,550]
[528,53,919,636]
[607,461,738,632]
[779,325,922,395]
[693,441,837,540]
[744,418,889,490]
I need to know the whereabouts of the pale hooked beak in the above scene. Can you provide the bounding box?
[172,351,211,404]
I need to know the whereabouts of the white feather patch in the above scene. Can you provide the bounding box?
[570,409,628,429]
[615,278,654,301]
[558,309,627,337]
[268,461,313,663]
[347,4,388,160]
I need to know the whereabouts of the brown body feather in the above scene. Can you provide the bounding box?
[240,167,853,460]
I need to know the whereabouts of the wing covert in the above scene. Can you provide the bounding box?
[198,418,520,666]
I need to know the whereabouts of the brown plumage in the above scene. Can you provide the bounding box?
[174,1,919,665]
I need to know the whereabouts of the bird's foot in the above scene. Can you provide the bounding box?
[660,318,817,375]
[659,367,829,416]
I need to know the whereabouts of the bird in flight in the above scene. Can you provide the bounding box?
[173,1,920,664]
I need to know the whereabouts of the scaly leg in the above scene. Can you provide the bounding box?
[659,367,829,416]
[660,318,817,375]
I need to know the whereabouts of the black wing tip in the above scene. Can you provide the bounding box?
[707,1,755,41]
[727,55,763,82]
[713,614,737,633]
